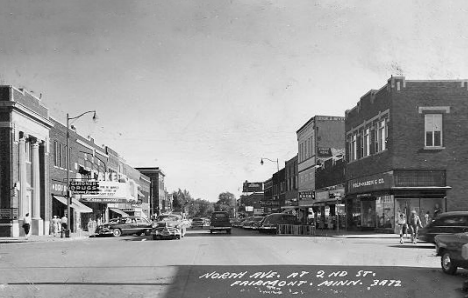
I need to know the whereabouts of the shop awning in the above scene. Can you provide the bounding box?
[71,198,92,213]
[53,195,92,213]
[109,208,129,217]
[280,206,300,210]
[53,195,68,206]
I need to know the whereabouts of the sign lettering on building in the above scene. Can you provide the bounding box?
[347,172,394,194]
[299,191,314,200]
[243,181,263,193]
[69,181,100,195]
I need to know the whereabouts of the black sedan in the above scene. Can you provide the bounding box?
[435,232,468,274]
[95,216,152,237]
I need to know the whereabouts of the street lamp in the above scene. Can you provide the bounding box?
[260,157,279,172]
[66,110,97,237]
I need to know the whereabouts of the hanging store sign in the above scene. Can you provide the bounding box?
[243,182,263,193]
[69,181,100,195]
[299,191,314,200]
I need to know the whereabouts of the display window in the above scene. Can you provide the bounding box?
[361,200,376,228]
[376,195,394,229]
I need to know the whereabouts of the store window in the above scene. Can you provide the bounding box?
[376,195,394,229]
[361,199,377,228]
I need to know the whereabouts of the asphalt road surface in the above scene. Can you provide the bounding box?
[1,227,467,298]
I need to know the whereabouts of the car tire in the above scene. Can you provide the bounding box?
[112,229,122,237]
[144,230,151,236]
[441,251,458,275]
[152,235,157,240]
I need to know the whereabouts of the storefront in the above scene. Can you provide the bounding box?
[314,186,345,230]
[346,171,449,233]
[51,181,93,233]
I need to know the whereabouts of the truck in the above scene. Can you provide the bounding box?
[209,211,232,234]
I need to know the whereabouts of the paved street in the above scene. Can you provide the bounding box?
[0,228,466,298]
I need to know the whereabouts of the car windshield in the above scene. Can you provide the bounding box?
[157,215,180,222]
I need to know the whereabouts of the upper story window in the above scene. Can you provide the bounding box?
[425,114,442,148]
[378,119,387,152]
[53,141,59,166]
[346,110,390,162]
[363,128,370,157]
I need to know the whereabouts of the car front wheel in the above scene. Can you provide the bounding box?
[112,229,122,237]
[441,251,458,275]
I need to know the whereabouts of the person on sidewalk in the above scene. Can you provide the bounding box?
[61,215,68,235]
[397,212,407,244]
[22,213,31,239]
[409,210,424,244]
[52,215,60,236]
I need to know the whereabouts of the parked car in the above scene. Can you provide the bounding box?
[258,213,299,234]
[231,218,244,228]
[243,216,264,229]
[419,211,468,243]
[434,232,468,274]
[95,216,152,237]
[191,217,205,229]
[151,214,187,240]
[209,211,232,234]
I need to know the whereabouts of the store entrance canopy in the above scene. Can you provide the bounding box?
[71,198,92,213]
[53,195,68,206]
[109,208,129,217]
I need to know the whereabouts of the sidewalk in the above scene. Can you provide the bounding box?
[316,229,399,238]
[0,231,94,244]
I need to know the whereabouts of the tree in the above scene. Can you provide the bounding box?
[214,192,236,217]
[172,189,193,212]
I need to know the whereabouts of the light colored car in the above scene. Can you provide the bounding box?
[151,214,187,240]
[191,217,205,229]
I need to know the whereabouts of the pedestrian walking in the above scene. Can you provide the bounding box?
[424,211,431,227]
[52,215,60,236]
[409,210,424,244]
[61,214,68,234]
[397,212,407,244]
[22,213,31,239]
[434,204,442,218]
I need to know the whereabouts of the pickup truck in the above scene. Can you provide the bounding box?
[209,211,232,234]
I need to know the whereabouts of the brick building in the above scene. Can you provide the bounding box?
[345,76,468,232]
[296,115,345,216]
[0,85,152,237]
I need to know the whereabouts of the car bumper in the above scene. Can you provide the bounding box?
[152,228,180,236]
[210,226,231,230]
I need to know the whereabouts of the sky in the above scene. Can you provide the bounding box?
[1,0,468,202]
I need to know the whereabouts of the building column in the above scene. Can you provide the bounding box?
[18,136,27,218]
[31,140,43,235]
